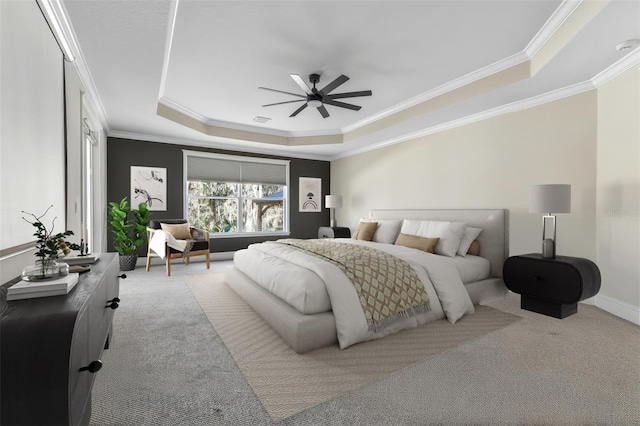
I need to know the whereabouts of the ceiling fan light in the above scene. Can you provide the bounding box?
[307,99,323,108]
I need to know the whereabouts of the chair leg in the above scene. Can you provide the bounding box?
[185,254,190,265]
[166,256,171,276]
[206,251,210,269]
[145,254,151,271]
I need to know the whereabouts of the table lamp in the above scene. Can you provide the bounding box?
[529,184,571,258]
[325,195,342,227]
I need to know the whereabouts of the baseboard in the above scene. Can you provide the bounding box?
[136,251,235,267]
[595,294,640,325]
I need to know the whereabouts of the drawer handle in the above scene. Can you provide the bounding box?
[79,360,103,373]
[106,297,120,309]
[118,274,127,279]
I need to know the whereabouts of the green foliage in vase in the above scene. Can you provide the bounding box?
[107,197,151,255]
[22,205,81,273]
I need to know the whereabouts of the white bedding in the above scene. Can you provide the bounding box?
[234,248,331,314]
[235,239,475,349]
[446,255,491,284]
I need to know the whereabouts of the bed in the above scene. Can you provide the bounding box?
[224,209,509,353]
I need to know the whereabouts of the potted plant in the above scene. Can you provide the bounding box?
[107,197,151,271]
[21,206,81,281]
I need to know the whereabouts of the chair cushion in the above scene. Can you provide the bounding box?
[161,222,192,240]
[168,240,209,254]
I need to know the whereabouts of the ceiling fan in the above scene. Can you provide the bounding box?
[259,73,372,118]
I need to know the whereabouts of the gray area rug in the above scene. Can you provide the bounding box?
[185,273,520,422]
[90,262,640,425]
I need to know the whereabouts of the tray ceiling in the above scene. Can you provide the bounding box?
[62,0,639,159]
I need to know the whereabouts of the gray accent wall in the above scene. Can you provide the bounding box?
[107,137,330,254]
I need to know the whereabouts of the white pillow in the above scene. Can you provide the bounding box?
[362,218,403,244]
[457,226,483,257]
[400,220,467,257]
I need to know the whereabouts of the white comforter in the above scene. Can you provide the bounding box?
[243,239,474,349]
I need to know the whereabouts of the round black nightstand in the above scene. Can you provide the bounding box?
[318,226,351,239]
[503,254,601,319]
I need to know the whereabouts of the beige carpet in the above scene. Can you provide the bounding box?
[186,273,521,422]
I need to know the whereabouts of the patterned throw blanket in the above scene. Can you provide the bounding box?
[270,239,430,332]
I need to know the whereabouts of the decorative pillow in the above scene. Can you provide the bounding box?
[351,222,378,241]
[400,220,467,257]
[457,226,483,257]
[467,240,481,256]
[361,218,403,244]
[352,221,378,241]
[394,233,439,253]
[161,222,192,240]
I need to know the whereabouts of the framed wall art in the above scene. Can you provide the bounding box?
[298,177,321,212]
[131,166,166,211]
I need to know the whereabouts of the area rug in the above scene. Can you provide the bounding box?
[185,273,521,422]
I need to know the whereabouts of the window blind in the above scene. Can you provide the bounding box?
[186,155,287,185]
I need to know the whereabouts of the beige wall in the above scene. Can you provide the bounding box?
[596,68,640,323]
[332,91,598,261]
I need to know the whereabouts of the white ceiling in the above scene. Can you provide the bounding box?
[62,0,639,160]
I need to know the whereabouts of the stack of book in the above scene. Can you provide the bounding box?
[62,255,99,273]
[63,255,99,266]
[7,273,80,301]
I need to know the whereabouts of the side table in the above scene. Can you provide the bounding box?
[503,253,601,319]
[318,226,351,239]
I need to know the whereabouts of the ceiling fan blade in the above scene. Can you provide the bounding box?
[320,74,349,95]
[317,105,330,118]
[290,74,313,95]
[262,99,306,107]
[326,90,372,99]
[322,99,361,111]
[258,87,306,98]
[290,103,308,117]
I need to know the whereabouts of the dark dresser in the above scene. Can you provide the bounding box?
[503,253,601,319]
[1,253,122,426]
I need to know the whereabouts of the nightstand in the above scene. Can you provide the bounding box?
[503,254,601,319]
[318,226,351,239]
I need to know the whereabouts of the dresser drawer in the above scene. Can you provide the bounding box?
[503,255,600,304]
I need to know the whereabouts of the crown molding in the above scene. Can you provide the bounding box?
[591,47,640,88]
[525,0,582,58]
[157,97,342,138]
[107,130,331,161]
[332,80,595,161]
[158,0,180,101]
[37,0,78,61]
[49,0,111,133]
[341,51,530,134]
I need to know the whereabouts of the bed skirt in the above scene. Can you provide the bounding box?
[225,267,338,353]
[224,266,507,354]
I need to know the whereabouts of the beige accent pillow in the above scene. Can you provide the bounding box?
[395,233,440,253]
[352,221,378,241]
[467,240,481,256]
[161,222,192,240]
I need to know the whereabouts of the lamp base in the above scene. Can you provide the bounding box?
[542,238,555,258]
[330,219,337,227]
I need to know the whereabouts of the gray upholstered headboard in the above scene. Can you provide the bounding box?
[369,209,509,279]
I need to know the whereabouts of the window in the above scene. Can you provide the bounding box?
[81,119,97,252]
[184,151,289,236]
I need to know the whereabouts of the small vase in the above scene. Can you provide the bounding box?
[21,259,70,282]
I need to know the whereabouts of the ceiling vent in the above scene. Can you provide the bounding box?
[253,116,271,123]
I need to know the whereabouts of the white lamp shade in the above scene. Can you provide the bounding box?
[325,195,343,208]
[529,184,571,213]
